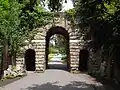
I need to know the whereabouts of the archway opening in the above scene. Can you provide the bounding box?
[79,49,89,72]
[45,26,70,71]
[25,49,35,71]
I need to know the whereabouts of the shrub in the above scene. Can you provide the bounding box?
[49,47,58,54]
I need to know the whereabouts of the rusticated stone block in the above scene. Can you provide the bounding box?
[36,45,45,48]
[36,52,45,55]
[70,49,80,52]
[70,52,79,56]
[71,62,77,65]
[34,35,45,40]
[16,58,24,61]
[32,45,45,49]
[35,49,45,52]
[70,40,81,43]
[70,42,80,46]
[71,64,79,68]
[71,55,79,59]
[36,65,44,68]
[31,40,45,43]
[70,58,79,61]
[70,46,79,49]
[35,56,44,59]
[36,59,45,62]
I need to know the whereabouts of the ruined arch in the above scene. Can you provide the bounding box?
[45,26,70,70]
[16,13,81,72]
[25,49,35,71]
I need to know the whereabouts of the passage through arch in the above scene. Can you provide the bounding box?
[79,49,89,72]
[25,49,35,71]
[45,26,70,71]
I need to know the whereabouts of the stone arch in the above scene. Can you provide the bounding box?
[25,49,35,71]
[45,26,70,70]
[16,12,82,72]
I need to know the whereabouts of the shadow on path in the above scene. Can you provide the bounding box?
[95,78,120,90]
[25,81,100,90]
[48,64,68,71]
[0,70,105,90]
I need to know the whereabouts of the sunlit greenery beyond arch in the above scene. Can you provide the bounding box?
[45,26,70,70]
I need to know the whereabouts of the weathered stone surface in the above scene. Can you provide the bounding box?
[35,55,44,58]
[16,58,24,61]
[70,49,80,52]
[36,45,45,48]
[70,52,79,56]
[31,40,45,43]
[71,55,79,58]
[32,44,45,48]
[15,13,84,72]
[35,49,45,52]
[35,54,45,57]
[70,42,80,46]
[70,47,79,49]
[70,40,81,43]
[34,34,45,39]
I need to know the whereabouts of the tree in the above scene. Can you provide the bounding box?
[74,0,120,50]
[0,0,53,68]
[0,0,22,68]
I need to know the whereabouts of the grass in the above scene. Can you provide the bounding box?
[49,47,59,54]
[0,75,26,87]
[48,54,55,61]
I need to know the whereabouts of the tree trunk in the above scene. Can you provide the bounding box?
[3,39,8,70]
[11,53,16,66]
[0,52,3,79]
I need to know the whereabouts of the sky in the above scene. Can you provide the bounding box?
[44,0,74,12]
[61,0,74,11]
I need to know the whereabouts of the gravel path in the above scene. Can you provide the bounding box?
[0,70,104,90]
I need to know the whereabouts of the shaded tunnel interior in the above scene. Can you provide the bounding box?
[79,49,89,72]
[25,49,35,71]
[45,26,70,71]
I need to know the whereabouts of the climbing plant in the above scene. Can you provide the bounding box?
[65,8,76,27]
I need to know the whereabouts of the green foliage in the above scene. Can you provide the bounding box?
[75,0,120,51]
[49,47,58,54]
[20,1,53,31]
[0,0,22,55]
[0,0,54,64]
[49,34,68,54]
[61,54,67,63]
[48,0,63,12]
[59,47,67,54]
[20,6,53,32]
[65,8,76,26]
[42,0,66,12]
[61,55,67,59]
[48,54,54,61]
